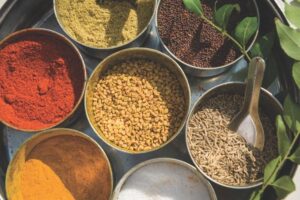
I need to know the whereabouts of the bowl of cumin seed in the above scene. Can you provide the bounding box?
[185,82,282,189]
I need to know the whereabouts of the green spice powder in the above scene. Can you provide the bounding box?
[56,0,154,48]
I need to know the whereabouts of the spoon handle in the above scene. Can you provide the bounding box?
[244,57,265,114]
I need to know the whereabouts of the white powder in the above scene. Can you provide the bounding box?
[117,161,213,200]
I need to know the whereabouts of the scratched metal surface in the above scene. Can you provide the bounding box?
[0,0,293,199]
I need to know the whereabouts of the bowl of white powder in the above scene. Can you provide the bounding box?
[112,158,217,200]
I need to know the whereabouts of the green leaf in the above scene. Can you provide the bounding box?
[285,3,300,28]
[289,147,300,164]
[250,31,275,59]
[275,19,300,60]
[271,176,295,199]
[292,62,300,89]
[249,191,262,200]
[250,31,277,88]
[214,4,240,30]
[283,95,300,134]
[276,115,291,158]
[263,54,278,88]
[183,0,203,16]
[234,17,258,48]
[263,157,281,184]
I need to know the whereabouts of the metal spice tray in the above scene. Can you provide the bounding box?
[0,0,296,199]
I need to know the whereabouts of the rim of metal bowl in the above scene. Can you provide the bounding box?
[0,28,87,133]
[155,0,260,71]
[112,157,218,200]
[5,128,114,200]
[185,82,283,189]
[85,47,191,154]
[53,0,158,50]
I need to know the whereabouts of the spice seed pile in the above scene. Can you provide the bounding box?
[157,0,254,68]
[92,59,186,152]
[187,94,278,186]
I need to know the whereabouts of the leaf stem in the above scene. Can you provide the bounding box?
[250,132,300,200]
[200,15,251,62]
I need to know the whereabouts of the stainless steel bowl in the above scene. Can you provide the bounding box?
[0,28,87,133]
[112,158,218,200]
[0,170,4,200]
[5,128,114,200]
[53,0,157,59]
[85,47,191,154]
[155,0,260,77]
[185,82,283,189]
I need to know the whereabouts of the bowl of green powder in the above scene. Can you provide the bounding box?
[54,0,156,58]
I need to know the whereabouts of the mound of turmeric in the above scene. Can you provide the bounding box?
[12,135,112,200]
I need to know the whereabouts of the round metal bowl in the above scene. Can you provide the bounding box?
[185,82,283,189]
[0,28,87,133]
[112,158,217,200]
[5,128,114,200]
[85,47,191,154]
[53,0,157,59]
[155,0,260,77]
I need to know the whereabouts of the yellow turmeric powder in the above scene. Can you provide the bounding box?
[14,135,112,200]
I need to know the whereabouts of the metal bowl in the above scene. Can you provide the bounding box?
[85,47,191,154]
[112,158,217,200]
[5,128,114,200]
[0,28,87,133]
[53,0,157,59]
[155,0,260,77]
[185,82,283,189]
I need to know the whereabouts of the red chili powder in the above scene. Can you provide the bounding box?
[0,32,85,130]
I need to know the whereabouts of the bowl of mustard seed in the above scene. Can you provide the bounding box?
[54,0,156,58]
[85,48,191,154]
[186,82,282,189]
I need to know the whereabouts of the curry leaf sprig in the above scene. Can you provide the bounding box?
[250,2,300,200]
[250,96,300,200]
[183,0,300,199]
[183,0,258,61]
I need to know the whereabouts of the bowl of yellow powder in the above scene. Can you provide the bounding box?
[54,0,156,58]
[6,128,113,200]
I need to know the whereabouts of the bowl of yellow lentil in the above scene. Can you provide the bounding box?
[53,0,156,58]
[85,48,191,154]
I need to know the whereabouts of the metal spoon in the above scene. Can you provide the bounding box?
[228,57,266,151]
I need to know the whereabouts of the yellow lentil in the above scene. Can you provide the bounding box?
[91,59,186,152]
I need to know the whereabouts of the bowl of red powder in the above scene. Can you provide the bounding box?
[0,28,87,131]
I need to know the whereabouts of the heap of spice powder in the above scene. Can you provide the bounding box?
[55,0,154,48]
[187,94,278,186]
[12,134,112,200]
[0,32,85,130]
[117,161,212,200]
[157,0,256,68]
[91,58,186,152]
